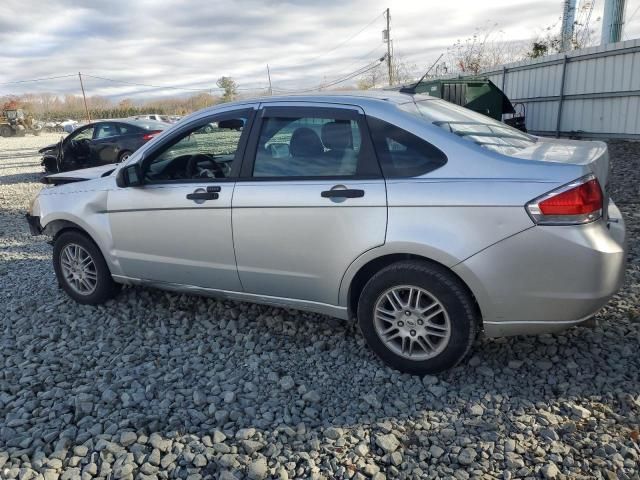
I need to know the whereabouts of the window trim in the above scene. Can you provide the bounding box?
[138,108,256,185]
[366,115,448,179]
[238,105,382,181]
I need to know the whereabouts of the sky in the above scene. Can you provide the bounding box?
[0,0,639,100]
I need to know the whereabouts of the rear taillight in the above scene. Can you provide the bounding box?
[526,174,603,225]
[142,130,161,141]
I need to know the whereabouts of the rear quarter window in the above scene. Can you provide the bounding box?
[367,116,447,178]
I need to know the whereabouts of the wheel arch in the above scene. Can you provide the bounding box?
[44,218,123,278]
[343,250,482,325]
[43,218,99,243]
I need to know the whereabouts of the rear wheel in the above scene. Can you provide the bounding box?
[357,261,477,375]
[118,150,132,162]
[0,126,12,137]
[53,231,121,305]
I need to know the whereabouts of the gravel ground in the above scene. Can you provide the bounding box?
[1,134,639,480]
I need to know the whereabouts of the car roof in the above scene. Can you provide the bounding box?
[202,89,433,113]
[90,119,168,130]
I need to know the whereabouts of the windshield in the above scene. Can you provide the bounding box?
[400,97,536,155]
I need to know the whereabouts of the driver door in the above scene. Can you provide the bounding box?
[107,108,255,291]
[62,124,94,168]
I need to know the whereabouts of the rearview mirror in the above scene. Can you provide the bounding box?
[116,163,143,188]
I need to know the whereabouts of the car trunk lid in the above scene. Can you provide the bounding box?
[509,137,610,220]
[509,137,609,191]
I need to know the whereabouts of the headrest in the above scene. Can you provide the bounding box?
[321,121,352,150]
[289,127,324,157]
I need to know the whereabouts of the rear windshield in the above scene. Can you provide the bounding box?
[400,97,536,155]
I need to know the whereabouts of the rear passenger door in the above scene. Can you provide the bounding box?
[232,103,387,307]
[91,122,121,164]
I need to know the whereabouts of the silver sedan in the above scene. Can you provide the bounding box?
[27,91,627,374]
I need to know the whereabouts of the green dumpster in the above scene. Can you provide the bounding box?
[412,78,515,121]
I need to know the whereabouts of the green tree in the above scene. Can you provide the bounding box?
[216,76,238,103]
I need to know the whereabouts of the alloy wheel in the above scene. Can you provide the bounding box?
[373,285,451,361]
[59,243,98,295]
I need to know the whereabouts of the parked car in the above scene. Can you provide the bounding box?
[26,91,627,374]
[40,119,168,173]
[131,114,172,123]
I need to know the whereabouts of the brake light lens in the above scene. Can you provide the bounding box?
[142,130,162,141]
[526,175,603,225]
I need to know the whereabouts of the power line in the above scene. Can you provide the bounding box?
[0,74,76,86]
[332,45,387,77]
[580,0,597,45]
[625,3,640,39]
[273,10,384,69]
[83,74,218,92]
[273,56,386,94]
[82,74,267,92]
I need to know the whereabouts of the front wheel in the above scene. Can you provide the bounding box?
[357,261,478,375]
[42,157,59,173]
[53,231,121,305]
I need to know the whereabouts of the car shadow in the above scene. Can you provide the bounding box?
[0,171,43,185]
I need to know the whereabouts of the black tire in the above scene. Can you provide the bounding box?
[53,231,121,305]
[118,150,132,162]
[0,126,12,137]
[357,260,478,375]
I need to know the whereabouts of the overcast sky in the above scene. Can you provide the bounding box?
[1,0,639,99]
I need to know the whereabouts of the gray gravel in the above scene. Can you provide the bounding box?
[1,134,639,479]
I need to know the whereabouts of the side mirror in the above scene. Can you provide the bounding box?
[116,163,143,188]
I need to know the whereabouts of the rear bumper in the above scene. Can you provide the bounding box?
[25,214,43,236]
[454,200,627,337]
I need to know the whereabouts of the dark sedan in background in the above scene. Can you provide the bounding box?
[40,119,167,173]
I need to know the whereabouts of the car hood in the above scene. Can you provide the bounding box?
[43,164,118,185]
[39,143,59,154]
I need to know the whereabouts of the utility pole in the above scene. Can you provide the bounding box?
[560,0,577,51]
[78,72,91,122]
[384,8,392,86]
[601,0,627,44]
[266,64,273,96]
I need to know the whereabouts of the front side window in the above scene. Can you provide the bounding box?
[143,114,248,182]
[69,126,94,141]
[252,114,370,178]
[367,117,447,178]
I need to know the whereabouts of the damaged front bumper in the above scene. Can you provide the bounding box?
[25,214,43,236]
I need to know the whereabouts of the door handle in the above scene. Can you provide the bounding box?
[321,188,365,198]
[186,192,219,200]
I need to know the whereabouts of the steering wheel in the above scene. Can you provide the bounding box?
[69,138,90,151]
[186,154,225,178]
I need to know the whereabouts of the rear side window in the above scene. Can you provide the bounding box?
[94,123,119,139]
[117,123,137,135]
[367,117,447,178]
[252,112,377,178]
